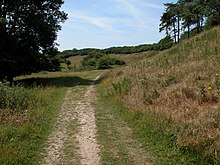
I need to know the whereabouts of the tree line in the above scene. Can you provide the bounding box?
[58,35,174,59]
[160,0,220,43]
[0,0,67,83]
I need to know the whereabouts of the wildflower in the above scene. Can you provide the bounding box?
[215,73,219,76]
[208,86,212,90]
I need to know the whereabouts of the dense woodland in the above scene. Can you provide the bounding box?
[0,0,67,83]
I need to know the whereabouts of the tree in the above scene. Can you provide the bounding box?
[205,0,220,28]
[81,52,125,70]
[0,0,67,83]
[160,3,181,43]
[160,0,220,42]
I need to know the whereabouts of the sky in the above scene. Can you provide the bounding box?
[56,0,176,51]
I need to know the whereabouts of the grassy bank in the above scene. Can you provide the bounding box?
[96,83,208,164]
[101,26,220,164]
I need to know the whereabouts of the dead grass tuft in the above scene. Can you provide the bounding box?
[0,109,28,126]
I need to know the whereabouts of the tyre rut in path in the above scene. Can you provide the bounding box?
[41,76,101,165]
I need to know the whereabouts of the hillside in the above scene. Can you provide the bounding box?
[58,36,173,59]
[102,26,220,164]
[67,51,157,70]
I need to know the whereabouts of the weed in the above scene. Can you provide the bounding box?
[112,78,131,95]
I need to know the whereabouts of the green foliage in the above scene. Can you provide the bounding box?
[157,35,174,50]
[81,53,126,70]
[57,40,173,59]
[0,0,67,81]
[160,0,220,42]
[112,78,131,95]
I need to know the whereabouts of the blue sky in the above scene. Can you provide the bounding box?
[56,0,176,51]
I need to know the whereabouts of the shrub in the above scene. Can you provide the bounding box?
[112,78,131,95]
[81,52,125,70]
[0,84,39,111]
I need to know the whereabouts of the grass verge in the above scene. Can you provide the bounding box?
[0,85,66,165]
[96,83,209,165]
[95,84,153,165]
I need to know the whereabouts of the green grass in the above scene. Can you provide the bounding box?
[95,85,153,165]
[0,86,65,165]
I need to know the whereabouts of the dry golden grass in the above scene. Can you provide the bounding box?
[0,109,28,126]
[109,51,156,65]
[66,51,156,69]
[67,55,84,68]
[106,26,220,163]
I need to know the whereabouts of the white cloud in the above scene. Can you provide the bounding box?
[113,0,162,30]
[142,3,164,10]
[114,0,144,27]
[130,0,164,10]
[68,11,112,29]
[57,0,166,50]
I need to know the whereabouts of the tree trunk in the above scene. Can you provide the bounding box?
[197,15,200,34]
[7,75,13,86]
[177,13,180,43]
[173,21,177,44]
[187,24,190,38]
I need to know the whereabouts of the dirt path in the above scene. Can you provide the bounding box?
[40,74,152,165]
[41,76,101,165]
[74,76,101,165]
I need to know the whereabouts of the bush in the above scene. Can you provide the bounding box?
[81,52,125,70]
[0,84,39,111]
[97,56,111,69]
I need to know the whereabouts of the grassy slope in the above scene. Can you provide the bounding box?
[67,51,157,70]
[101,26,220,164]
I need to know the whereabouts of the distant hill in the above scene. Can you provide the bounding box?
[57,36,174,59]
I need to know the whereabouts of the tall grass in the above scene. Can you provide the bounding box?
[0,84,39,111]
[104,26,220,164]
[0,78,66,164]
